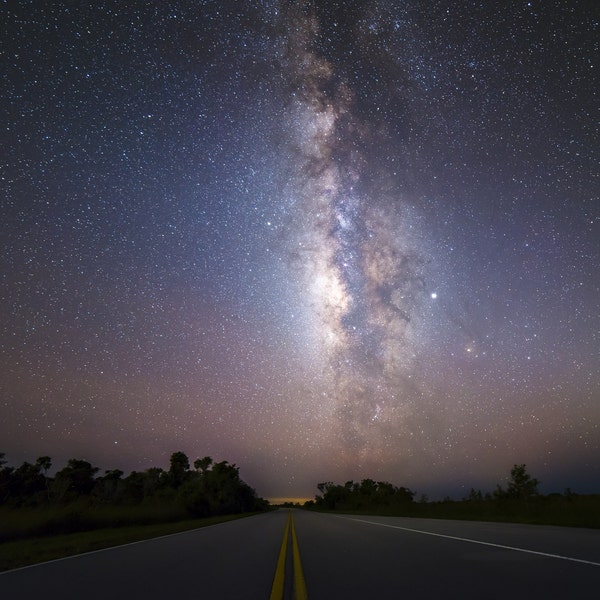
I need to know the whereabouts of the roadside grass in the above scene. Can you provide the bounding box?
[412,495,600,528]
[0,512,257,572]
[0,502,189,542]
[307,494,600,529]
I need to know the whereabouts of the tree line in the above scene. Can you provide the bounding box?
[0,451,268,517]
[309,464,541,511]
[311,478,415,510]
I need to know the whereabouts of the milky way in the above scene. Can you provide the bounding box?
[274,6,433,468]
[1,1,598,500]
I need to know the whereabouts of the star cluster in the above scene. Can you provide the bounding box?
[1,1,598,499]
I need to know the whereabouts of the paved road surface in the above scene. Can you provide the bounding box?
[294,511,600,599]
[2,510,599,599]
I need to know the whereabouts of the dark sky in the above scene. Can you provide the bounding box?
[1,1,598,501]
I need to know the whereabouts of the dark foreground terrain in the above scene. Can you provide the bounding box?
[2,509,599,599]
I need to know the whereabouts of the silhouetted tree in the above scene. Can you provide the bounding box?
[315,479,414,510]
[376,481,395,505]
[493,464,540,501]
[360,479,377,497]
[194,456,213,474]
[316,482,347,509]
[492,483,507,501]
[0,454,15,504]
[144,467,168,496]
[506,464,539,499]
[466,488,483,502]
[317,482,333,498]
[93,469,125,504]
[36,456,52,473]
[122,471,145,503]
[180,459,262,517]
[169,451,190,488]
[120,467,168,504]
[9,461,47,505]
[396,486,415,504]
[0,451,268,517]
[53,459,99,500]
[36,456,52,501]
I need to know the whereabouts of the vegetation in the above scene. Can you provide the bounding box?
[311,478,415,511]
[307,464,600,528]
[0,451,269,545]
[2,453,597,570]
[0,513,253,572]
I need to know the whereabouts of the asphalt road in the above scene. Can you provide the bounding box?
[2,510,599,599]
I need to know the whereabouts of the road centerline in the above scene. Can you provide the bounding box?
[269,512,291,600]
[290,513,308,600]
[270,511,309,600]
[344,517,600,567]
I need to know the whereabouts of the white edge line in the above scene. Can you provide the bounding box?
[345,517,600,567]
[0,514,259,575]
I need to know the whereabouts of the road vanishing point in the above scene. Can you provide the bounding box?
[2,509,599,599]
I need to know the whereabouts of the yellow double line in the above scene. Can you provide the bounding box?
[269,511,308,600]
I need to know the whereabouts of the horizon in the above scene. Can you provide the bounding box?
[0,449,595,503]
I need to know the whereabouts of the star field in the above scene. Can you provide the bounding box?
[1,1,598,499]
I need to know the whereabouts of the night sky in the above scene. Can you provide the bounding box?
[2,1,598,501]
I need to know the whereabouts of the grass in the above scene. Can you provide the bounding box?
[0,513,256,572]
[306,494,600,529]
[0,502,189,542]
[414,495,600,528]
